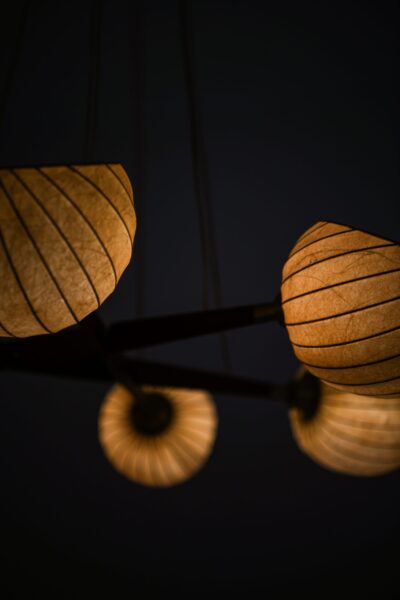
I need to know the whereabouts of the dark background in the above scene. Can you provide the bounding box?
[0,1,399,597]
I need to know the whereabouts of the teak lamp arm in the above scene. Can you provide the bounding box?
[0,296,315,406]
[1,346,290,402]
[1,297,283,362]
[109,356,288,401]
[105,296,283,353]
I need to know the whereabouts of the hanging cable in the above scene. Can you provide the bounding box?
[132,2,147,325]
[84,0,102,162]
[179,1,209,311]
[179,0,232,372]
[0,1,30,145]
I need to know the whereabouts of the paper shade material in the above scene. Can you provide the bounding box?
[0,163,135,337]
[290,381,400,476]
[98,384,218,487]
[281,221,400,397]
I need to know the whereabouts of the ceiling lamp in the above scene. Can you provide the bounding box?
[281,221,400,397]
[289,378,400,476]
[98,384,218,487]
[1,4,399,486]
[0,163,135,337]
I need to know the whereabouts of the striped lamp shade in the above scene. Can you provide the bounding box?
[98,384,218,487]
[290,380,400,476]
[281,221,400,397]
[0,164,135,337]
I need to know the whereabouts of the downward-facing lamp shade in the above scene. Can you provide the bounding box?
[98,384,218,487]
[290,381,400,476]
[282,221,400,397]
[0,164,135,337]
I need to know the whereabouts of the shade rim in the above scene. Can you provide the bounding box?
[307,219,399,248]
[0,161,127,171]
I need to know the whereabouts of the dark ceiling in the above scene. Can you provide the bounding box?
[0,1,399,597]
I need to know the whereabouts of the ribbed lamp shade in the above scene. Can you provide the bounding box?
[98,384,218,487]
[290,381,400,476]
[0,164,135,337]
[281,221,400,397]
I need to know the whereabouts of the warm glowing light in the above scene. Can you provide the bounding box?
[0,163,135,337]
[281,221,400,397]
[98,384,218,487]
[290,380,400,476]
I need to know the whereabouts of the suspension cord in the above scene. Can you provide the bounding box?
[0,1,30,145]
[179,0,232,372]
[84,0,102,162]
[132,2,147,326]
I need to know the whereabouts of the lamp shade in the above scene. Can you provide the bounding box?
[281,221,400,397]
[98,384,218,487]
[0,164,135,337]
[290,380,400,476]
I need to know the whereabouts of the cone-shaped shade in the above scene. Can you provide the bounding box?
[98,385,218,487]
[281,221,400,397]
[0,164,135,337]
[290,381,400,476]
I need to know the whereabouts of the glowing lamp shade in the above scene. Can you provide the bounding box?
[290,381,400,476]
[0,164,135,337]
[98,384,218,487]
[281,221,400,397]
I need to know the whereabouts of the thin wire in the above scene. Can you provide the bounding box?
[179,0,232,372]
[84,0,102,162]
[0,1,30,145]
[179,1,209,311]
[198,112,232,372]
[132,2,146,324]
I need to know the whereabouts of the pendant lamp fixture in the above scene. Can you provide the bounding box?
[98,384,218,487]
[289,377,400,476]
[0,163,135,337]
[1,1,399,487]
[281,221,400,397]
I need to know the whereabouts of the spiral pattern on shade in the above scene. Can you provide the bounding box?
[98,384,218,487]
[281,221,400,397]
[290,381,400,476]
[0,163,135,337]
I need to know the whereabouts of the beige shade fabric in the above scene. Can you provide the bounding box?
[290,381,400,476]
[0,163,135,337]
[281,221,400,397]
[98,384,218,487]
